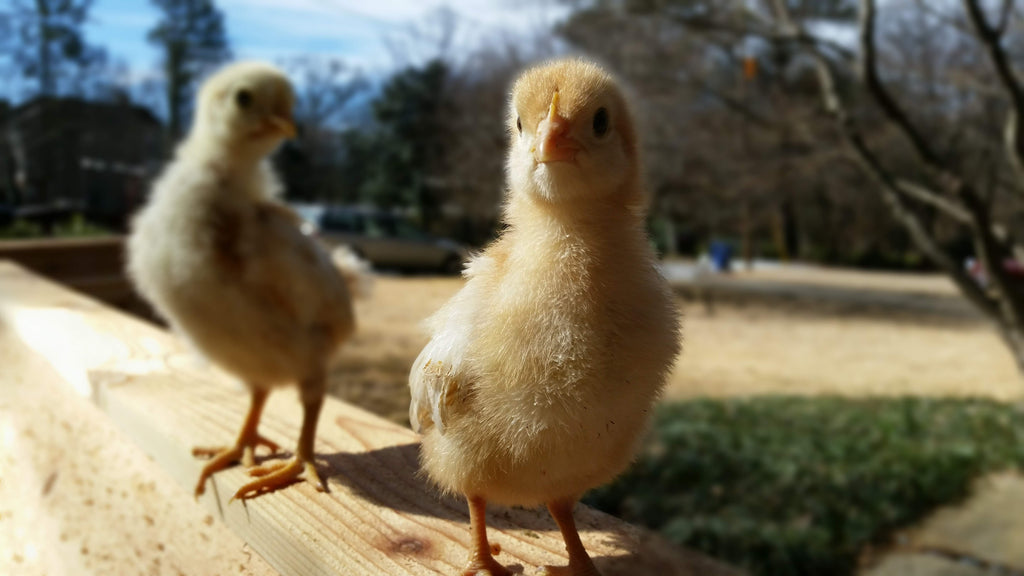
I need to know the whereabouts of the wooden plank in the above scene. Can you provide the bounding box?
[0,261,739,576]
[0,304,278,576]
[0,261,179,398]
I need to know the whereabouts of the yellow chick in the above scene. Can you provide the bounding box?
[128,61,362,500]
[408,59,681,576]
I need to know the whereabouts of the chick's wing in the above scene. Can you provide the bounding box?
[408,295,476,435]
[233,201,353,334]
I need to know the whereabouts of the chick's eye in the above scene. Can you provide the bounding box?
[516,116,522,133]
[593,107,609,137]
[235,89,253,109]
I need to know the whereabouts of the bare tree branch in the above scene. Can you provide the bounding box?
[815,59,998,315]
[912,0,977,37]
[894,180,972,223]
[995,0,1015,35]
[860,0,1024,254]
[963,0,1024,184]
[859,0,947,170]
[768,0,1004,322]
[671,12,857,63]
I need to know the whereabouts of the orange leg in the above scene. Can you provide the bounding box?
[462,495,510,576]
[193,388,279,497]
[539,499,600,576]
[232,377,326,500]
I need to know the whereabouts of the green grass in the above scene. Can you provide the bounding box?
[51,213,111,237]
[584,397,1024,576]
[0,214,110,239]
[0,218,45,238]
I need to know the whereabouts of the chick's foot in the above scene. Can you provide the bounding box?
[192,434,281,497]
[462,553,511,576]
[231,456,323,500]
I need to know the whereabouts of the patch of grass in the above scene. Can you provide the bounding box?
[0,219,44,238]
[52,213,111,237]
[584,397,1024,576]
[0,214,110,239]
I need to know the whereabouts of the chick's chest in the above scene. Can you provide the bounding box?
[474,251,604,381]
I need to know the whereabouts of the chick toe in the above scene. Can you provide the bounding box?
[193,445,245,497]
[193,433,279,463]
[231,456,322,501]
[192,432,283,497]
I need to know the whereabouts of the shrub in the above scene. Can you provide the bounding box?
[585,397,1024,576]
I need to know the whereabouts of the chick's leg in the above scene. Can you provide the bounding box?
[232,376,325,500]
[539,499,600,576]
[193,388,279,497]
[463,495,510,576]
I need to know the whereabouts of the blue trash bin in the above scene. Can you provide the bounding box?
[709,241,734,273]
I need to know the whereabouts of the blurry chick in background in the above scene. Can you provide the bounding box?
[409,59,681,576]
[128,61,366,501]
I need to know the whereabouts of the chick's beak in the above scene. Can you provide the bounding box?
[533,91,579,164]
[266,114,297,139]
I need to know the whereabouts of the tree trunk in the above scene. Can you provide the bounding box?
[166,42,186,140]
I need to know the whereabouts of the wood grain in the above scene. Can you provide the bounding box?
[0,261,740,576]
[0,293,277,575]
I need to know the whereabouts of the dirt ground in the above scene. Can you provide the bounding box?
[329,273,1023,426]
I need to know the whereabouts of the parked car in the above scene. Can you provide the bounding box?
[293,204,467,275]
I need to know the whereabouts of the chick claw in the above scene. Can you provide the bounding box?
[230,457,323,501]
[192,434,281,497]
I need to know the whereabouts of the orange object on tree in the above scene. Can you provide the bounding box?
[743,56,758,80]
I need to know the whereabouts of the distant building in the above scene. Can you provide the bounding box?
[1,96,165,230]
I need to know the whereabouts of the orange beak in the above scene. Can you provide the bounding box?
[266,115,297,139]
[250,114,297,141]
[533,91,579,164]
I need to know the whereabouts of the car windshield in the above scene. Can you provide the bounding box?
[364,215,393,238]
[293,205,324,227]
[321,209,363,233]
[394,218,428,240]
[361,214,429,240]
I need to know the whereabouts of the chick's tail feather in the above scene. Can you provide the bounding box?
[331,245,374,300]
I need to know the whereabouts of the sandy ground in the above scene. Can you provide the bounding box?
[328,273,1023,426]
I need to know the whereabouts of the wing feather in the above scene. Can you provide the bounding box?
[408,247,503,434]
[242,201,354,333]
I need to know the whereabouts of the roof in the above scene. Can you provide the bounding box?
[6,95,162,127]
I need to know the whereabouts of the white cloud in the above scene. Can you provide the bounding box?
[219,0,570,70]
[0,0,569,101]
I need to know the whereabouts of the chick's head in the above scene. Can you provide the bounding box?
[507,59,640,206]
[191,61,297,158]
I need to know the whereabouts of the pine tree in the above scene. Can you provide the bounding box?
[148,0,231,139]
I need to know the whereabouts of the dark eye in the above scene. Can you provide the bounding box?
[593,107,609,137]
[516,116,522,133]
[235,89,253,109]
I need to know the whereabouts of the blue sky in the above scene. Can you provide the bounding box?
[85,0,569,84]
